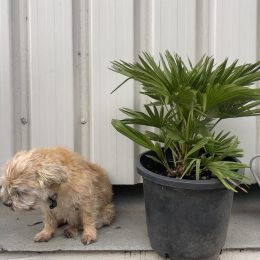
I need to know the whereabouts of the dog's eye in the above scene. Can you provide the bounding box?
[11,187,23,197]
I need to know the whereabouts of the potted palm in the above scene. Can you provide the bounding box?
[111,52,260,260]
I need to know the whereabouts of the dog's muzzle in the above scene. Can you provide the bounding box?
[48,193,57,209]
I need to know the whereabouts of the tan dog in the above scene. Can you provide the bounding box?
[0,147,115,244]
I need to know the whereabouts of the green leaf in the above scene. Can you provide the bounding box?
[146,155,164,166]
[110,77,132,94]
[165,127,183,142]
[186,138,209,158]
[180,159,196,179]
[205,132,243,159]
[204,160,248,192]
[120,107,161,127]
[145,131,164,142]
[111,119,154,150]
[111,52,260,189]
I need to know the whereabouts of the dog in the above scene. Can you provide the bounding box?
[0,147,115,244]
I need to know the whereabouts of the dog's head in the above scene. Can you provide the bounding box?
[0,150,68,211]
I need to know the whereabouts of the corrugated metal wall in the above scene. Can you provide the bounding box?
[0,0,260,184]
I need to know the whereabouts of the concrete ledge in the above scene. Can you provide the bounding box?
[1,184,260,254]
[0,185,151,252]
[0,250,260,260]
[0,251,163,260]
[225,185,260,249]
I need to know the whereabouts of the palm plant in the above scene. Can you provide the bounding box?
[111,51,260,191]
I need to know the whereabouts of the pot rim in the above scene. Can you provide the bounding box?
[136,150,243,190]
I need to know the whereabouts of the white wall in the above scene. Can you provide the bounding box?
[0,0,259,184]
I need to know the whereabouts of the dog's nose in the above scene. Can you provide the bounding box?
[3,201,12,207]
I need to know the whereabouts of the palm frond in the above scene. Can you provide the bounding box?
[111,51,260,191]
[205,131,243,159]
[205,160,248,192]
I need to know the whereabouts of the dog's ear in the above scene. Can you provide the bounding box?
[37,164,68,188]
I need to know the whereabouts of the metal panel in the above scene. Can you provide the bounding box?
[29,0,74,149]
[210,0,259,181]
[89,0,135,184]
[11,0,31,151]
[72,0,90,159]
[152,0,197,62]
[0,0,260,183]
[0,0,14,165]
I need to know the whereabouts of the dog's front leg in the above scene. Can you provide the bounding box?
[80,209,97,245]
[34,210,57,242]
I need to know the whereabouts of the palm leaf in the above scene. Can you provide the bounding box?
[186,138,209,158]
[111,51,260,190]
[111,119,154,150]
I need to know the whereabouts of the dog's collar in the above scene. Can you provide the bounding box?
[48,193,57,209]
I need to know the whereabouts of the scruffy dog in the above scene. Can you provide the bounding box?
[0,147,115,244]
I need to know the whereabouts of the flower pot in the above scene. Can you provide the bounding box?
[136,150,238,260]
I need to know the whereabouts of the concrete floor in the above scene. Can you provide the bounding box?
[1,184,260,259]
[0,185,150,252]
[225,184,260,249]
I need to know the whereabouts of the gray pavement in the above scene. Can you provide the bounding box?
[0,184,260,253]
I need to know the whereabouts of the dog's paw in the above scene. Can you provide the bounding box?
[64,225,78,238]
[81,234,96,245]
[81,227,97,245]
[34,231,53,242]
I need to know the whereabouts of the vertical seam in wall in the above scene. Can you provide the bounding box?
[28,0,35,147]
[84,0,91,159]
[88,0,94,161]
[9,0,15,155]
[151,0,155,54]
[134,0,144,183]
[9,0,16,154]
[72,0,80,153]
[72,0,90,158]
[256,0,260,68]
[256,0,260,159]
[114,0,118,180]
[208,0,217,56]
[195,0,202,60]
[10,0,31,152]
[53,2,58,145]
[25,0,31,149]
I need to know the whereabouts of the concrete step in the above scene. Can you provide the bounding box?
[0,185,260,259]
[0,250,260,260]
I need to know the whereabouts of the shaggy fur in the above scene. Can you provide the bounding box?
[0,147,115,244]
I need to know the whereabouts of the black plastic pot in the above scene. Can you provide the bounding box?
[136,150,239,260]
